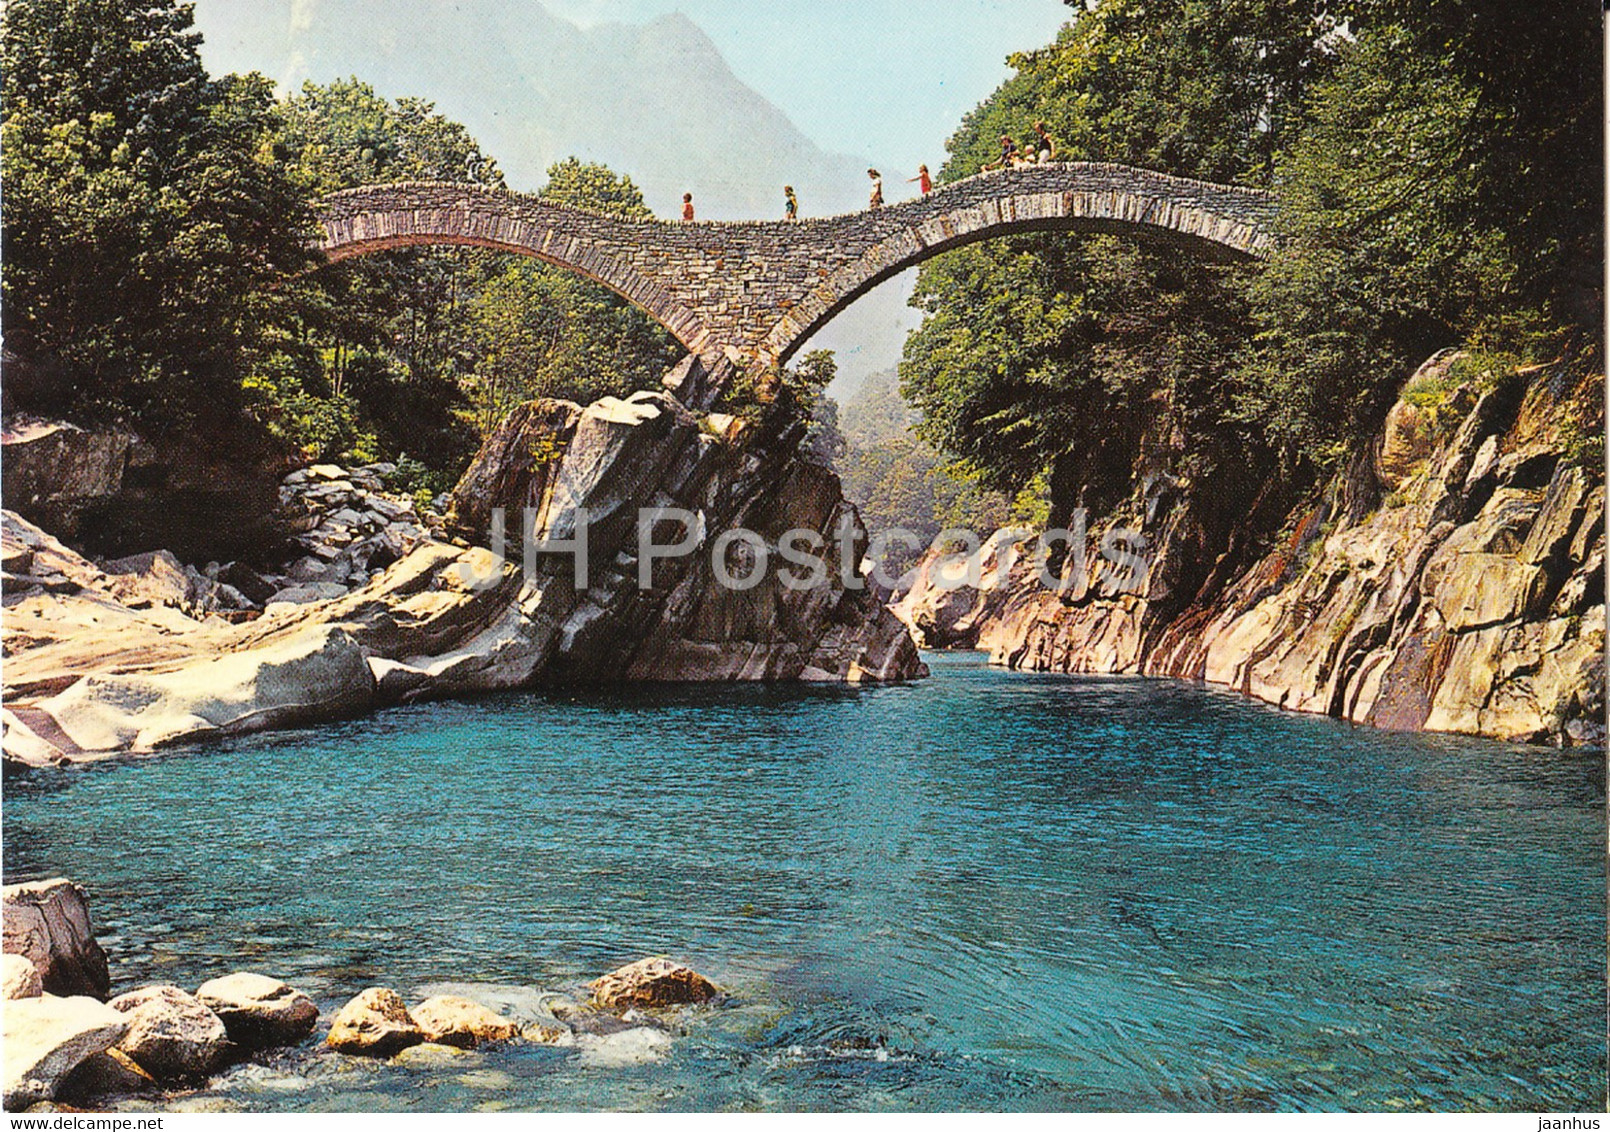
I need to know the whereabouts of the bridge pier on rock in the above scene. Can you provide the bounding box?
[440,380,924,685]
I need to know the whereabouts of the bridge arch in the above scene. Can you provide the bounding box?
[316,182,721,357]
[314,164,1277,389]
[754,168,1276,370]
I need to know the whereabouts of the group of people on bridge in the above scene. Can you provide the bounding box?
[677,161,940,224]
[861,164,935,211]
[982,120,1056,171]
[676,121,1054,223]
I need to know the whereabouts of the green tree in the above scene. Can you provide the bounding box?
[786,351,847,467]
[2,0,316,425]
[1235,7,1603,465]
[258,79,509,468]
[905,0,1601,522]
[279,78,502,194]
[539,157,653,220]
[944,0,1348,187]
[457,160,679,435]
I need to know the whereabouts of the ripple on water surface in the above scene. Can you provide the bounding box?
[5,652,1604,1111]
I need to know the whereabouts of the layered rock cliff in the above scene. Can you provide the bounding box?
[2,356,922,764]
[895,357,1605,745]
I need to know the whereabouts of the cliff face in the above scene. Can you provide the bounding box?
[900,357,1605,746]
[1,415,294,563]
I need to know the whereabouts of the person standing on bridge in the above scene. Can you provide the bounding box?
[681,193,695,222]
[784,185,799,220]
[907,164,932,194]
[867,169,883,209]
[1034,120,1057,162]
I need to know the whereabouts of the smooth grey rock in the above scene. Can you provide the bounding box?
[34,626,375,753]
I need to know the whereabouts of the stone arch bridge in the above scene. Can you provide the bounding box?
[316,162,1277,404]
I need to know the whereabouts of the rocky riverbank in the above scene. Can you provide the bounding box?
[893,356,1605,746]
[2,356,923,766]
[2,879,723,1112]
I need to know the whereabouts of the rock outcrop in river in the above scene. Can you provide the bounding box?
[0,877,724,1110]
[2,356,923,764]
[894,357,1605,745]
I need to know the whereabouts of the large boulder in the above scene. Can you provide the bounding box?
[3,954,43,1000]
[325,988,425,1057]
[34,625,375,753]
[0,414,292,562]
[892,529,1033,649]
[590,957,720,1012]
[1,417,132,542]
[410,995,519,1049]
[2,880,109,999]
[108,985,230,1080]
[194,972,318,1049]
[2,994,128,1109]
[446,398,582,544]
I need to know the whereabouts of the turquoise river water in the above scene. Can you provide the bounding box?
[4,653,1604,1111]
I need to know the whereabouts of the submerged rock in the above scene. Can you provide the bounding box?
[2,994,128,1109]
[325,988,425,1057]
[389,1042,482,1069]
[590,957,719,1011]
[108,985,230,1080]
[195,972,318,1050]
[576,1027,674,1068]
[2,879,110,999]
[410,995,519,1049]
[520,1022,574,1046]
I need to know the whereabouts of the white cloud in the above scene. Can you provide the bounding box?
[289,0,317,33]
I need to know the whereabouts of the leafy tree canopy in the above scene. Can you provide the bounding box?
[904,0,1601,527]
[2,0,316,425]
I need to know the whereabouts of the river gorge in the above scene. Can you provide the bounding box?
[4,654,1604,1111]
[2,0,1603,1116]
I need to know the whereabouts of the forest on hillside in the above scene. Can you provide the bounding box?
[898,0,1602,534]
[2,1,680,501]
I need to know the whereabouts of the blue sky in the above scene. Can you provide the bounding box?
[537,1,1070,174]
